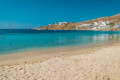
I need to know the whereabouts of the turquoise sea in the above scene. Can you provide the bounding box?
[0,29,120,55]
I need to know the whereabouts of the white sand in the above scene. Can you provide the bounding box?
[0,44,120,80]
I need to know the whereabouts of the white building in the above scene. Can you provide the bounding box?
[92,27,98,29]
[93,21,110,28]
[58,22,67,25]
[70,20,111,29]
[114,24,120,28]
[96,21,108,29]
[106,25,111,28]
[106,21,110,24]
[80,24,93,27]
[94,22,98,26]
[97,27,101,29]
[101,22,107,26]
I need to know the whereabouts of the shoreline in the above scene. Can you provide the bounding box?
[31,29,120,31]
[0,40,119,66]
[0,41,120,79]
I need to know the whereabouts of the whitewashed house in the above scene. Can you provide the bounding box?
[80,24,93,28]
[97,27,101,29]
[106,21,110,24]
[70,20,111,30]
[92,27,98,29]
[58,22,62,25]
[106,25,111,28]
[98,21,108,28]
[114,24,120,28]
[101,22,107,26]
[58,22,67,25]
[94,22,98,26]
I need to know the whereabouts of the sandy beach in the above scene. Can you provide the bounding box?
[1,0,120,79]
[0,43,120,80]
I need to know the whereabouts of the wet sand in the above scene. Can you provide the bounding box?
[0,42,120,80]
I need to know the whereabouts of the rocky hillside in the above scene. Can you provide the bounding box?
[31,14,120,30]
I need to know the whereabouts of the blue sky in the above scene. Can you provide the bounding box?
[0,0,120,29]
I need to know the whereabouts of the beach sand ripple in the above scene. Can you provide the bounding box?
[0,46,120,80]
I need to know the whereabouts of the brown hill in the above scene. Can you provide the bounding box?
[31,13,120,30]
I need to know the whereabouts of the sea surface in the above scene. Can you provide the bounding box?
[0,29,120,55]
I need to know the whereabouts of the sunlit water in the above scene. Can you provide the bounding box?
[0,29,120,55]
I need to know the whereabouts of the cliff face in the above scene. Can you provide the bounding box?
[31,14,120,30]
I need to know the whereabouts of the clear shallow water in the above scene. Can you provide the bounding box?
[0,29,120,55]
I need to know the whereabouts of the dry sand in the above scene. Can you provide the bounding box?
[0,43,120,80]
